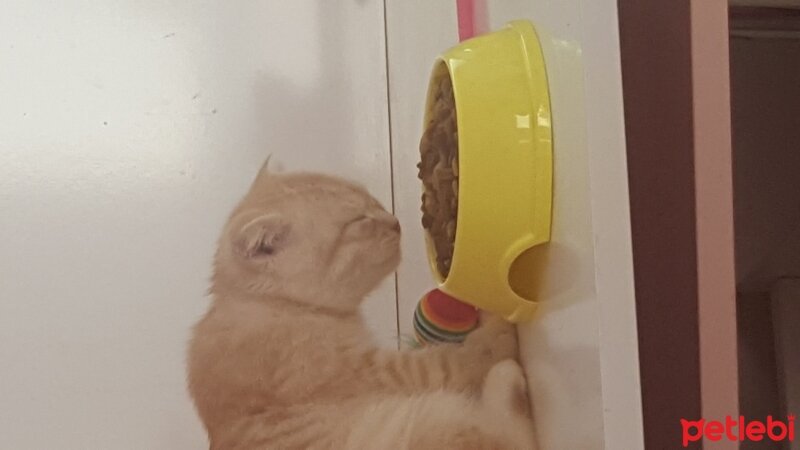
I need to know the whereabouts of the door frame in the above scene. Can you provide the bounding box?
[617,1,738,448]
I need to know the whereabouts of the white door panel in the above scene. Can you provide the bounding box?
[385,1,641,448]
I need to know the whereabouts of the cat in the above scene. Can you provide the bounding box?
[187,162,537,449]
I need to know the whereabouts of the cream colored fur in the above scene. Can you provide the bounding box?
[188,165,537,449]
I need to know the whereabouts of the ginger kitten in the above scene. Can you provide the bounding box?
[188,163,537,449]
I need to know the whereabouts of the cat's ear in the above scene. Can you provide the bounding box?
[251,154,285,187]
[234,213,291,259]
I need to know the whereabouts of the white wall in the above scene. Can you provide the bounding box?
[0,2,395,449]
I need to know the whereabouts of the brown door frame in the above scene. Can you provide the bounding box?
[617,1,738,448]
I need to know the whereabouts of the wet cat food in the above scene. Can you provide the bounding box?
[417,73,458,278]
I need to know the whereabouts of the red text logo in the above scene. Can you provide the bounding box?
[681,415,795,447]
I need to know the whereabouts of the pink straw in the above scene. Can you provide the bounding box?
[456,0,486,41]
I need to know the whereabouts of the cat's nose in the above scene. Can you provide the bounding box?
[372,211,400,233]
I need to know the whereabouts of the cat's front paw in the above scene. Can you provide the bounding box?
[463,313,519,364]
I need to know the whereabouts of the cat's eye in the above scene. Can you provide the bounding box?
[342,215,376,238]
[346,215,371,226]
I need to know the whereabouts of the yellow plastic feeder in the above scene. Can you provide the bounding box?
[422,20,553,323]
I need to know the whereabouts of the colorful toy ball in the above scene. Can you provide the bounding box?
[413,288,479,346]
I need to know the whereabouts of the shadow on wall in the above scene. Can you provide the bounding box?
[250,0,353,174]
[199,0,365,182]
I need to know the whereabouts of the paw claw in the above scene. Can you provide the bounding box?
[465,313,519,363]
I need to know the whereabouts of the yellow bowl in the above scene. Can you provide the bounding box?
[422,20,552,323]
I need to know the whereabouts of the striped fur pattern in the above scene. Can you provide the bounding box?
[188,166,537,449]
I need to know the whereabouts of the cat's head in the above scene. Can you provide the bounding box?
[213,162,401,313]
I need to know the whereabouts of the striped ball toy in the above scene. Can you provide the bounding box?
[413,288,479,346]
